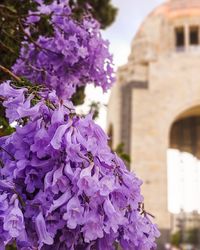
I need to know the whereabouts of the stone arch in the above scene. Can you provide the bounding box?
[128,96,200,248]
[167,99,200,145]
[167,104,200,228]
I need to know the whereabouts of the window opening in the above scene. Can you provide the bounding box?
[189,26,199,45]
[175,27,185,50]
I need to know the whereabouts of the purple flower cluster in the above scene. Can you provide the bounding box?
[0,1,160,248]
[13,0,114,99]
[0,82,160,249]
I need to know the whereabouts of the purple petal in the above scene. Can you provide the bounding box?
[35,212,53,246]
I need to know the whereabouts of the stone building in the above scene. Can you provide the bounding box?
[107,0,200,248]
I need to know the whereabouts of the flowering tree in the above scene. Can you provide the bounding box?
[0,0,117,135]
[0,0,117,70]
[0,1,160,249]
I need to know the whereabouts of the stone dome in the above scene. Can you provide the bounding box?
[152,0,200,18]
[129,0,200,65]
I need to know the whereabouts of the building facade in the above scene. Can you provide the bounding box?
[107,0,200,248]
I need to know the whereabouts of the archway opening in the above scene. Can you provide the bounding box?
[168,106,200,246]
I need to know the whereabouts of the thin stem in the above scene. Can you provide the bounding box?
[0,146,15,161]
[0,65,21,82]
[1,29,21,44]
[0,4,17,15]
[18,18,42,50]
[139,202,155,218]
[0,40,17,54]
[27,63,46,74]
[0,160,3,168]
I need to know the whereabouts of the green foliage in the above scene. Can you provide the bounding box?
[0,0,117,75]
[0,0,117,136]
[0,1,37,75]
[70,0,118,29]
[0,101,15,136]
[6,243,17,250]
[115,143,131,164]
[170,231,182,247]
[171,228,200,247]
[0,116,15,136]
[186,228,199,245]
[89,101,101,120]
[0,0,117,107]
[71,86,86,106]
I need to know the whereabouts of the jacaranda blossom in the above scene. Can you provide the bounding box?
[0,1,160,249]
[13,0,115,99]
[0,82,160,249]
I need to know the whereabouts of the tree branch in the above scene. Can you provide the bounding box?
[0,4,17,15]
[0,40,17,54]
[0,65,21,82]
[18,18,60,56]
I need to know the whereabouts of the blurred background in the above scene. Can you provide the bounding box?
[84,0,200,249]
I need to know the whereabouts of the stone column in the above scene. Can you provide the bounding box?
[185,23,189,51]
[130,88,171,249]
